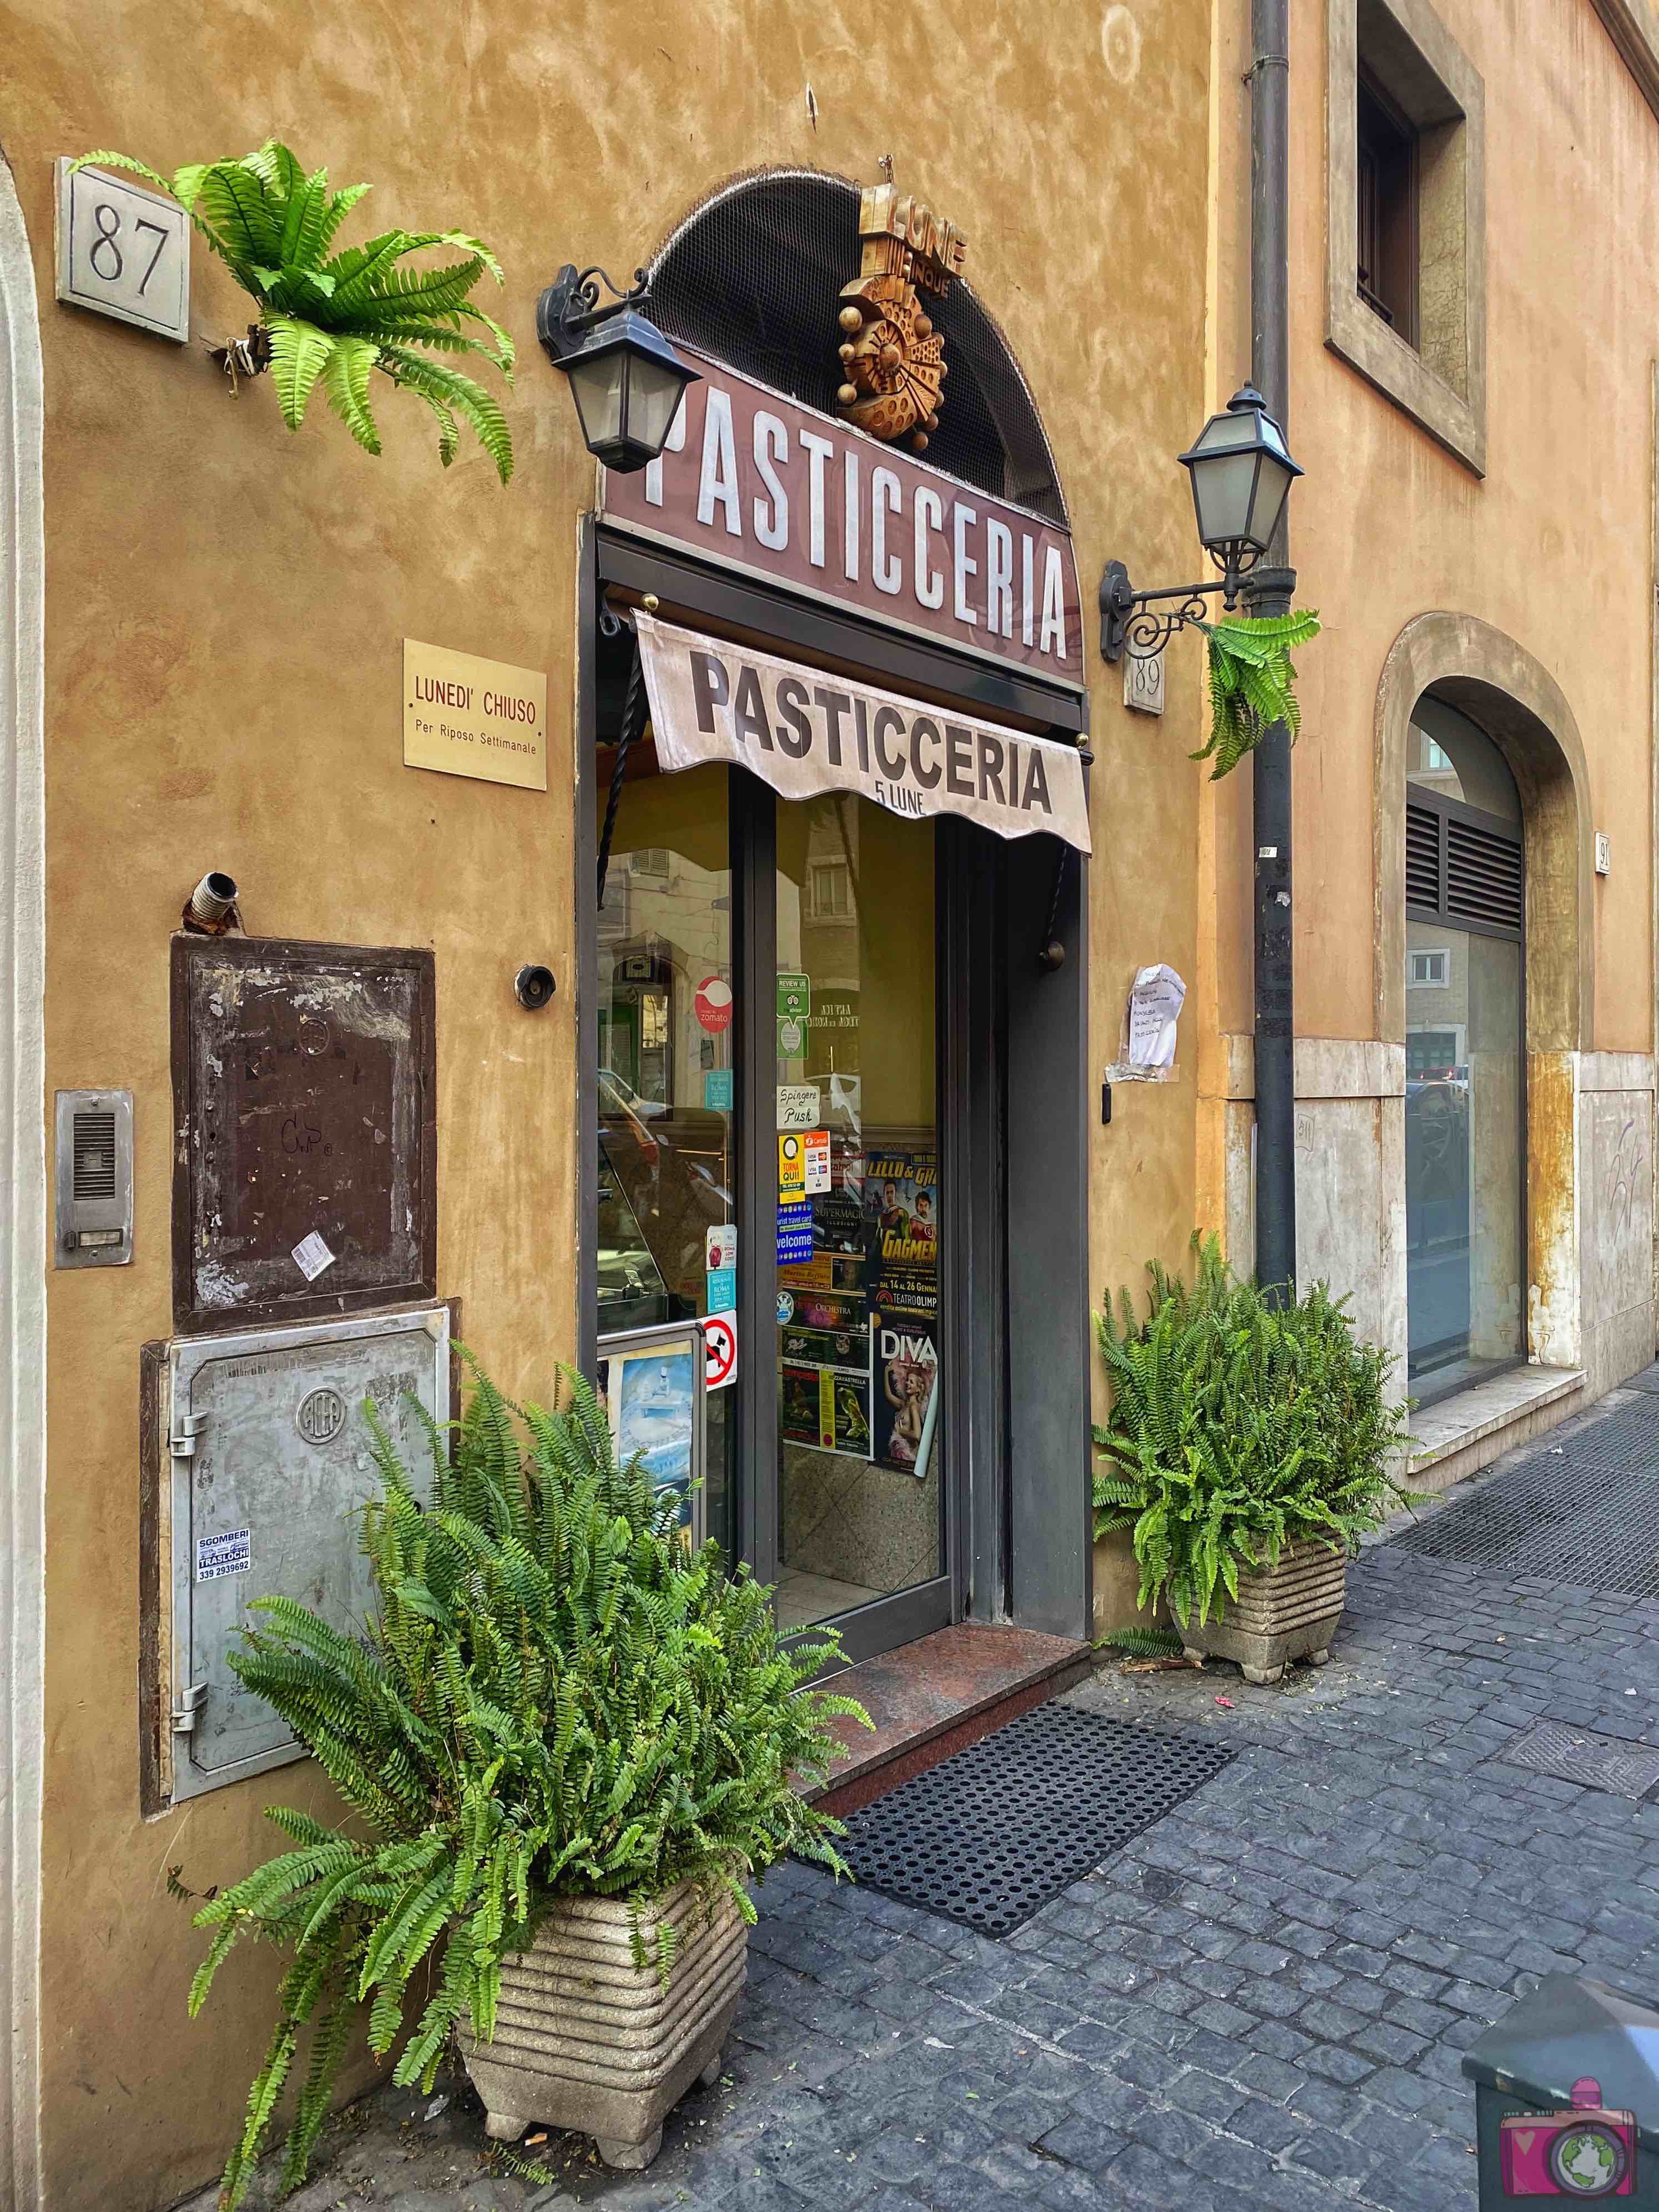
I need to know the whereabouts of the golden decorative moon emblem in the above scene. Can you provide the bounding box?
[833,185,964,453]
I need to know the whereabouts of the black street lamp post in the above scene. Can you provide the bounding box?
[1096,370,1305,1301]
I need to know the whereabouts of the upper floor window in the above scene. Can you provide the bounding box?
[810,861,851,918]
[1325,0,1485,476]
[1357,67,1418,346]
[1409,948,1449,987]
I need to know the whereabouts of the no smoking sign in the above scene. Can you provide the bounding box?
[703,1309,737,1391]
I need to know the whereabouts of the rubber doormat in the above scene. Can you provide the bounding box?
[1389,1395,1659,1600]
[834,1705,1234,1938]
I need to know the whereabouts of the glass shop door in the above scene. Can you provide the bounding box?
[591,730,952,1659]
[771,792,946,1640]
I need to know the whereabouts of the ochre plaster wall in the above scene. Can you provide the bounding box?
[1204,0,1659,1062]
[0,2,1213,2203]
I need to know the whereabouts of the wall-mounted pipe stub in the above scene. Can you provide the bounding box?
[183,870,239,935]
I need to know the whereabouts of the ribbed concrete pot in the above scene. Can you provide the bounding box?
[458,1877,748,2170]
[1179,1539,1347,1685]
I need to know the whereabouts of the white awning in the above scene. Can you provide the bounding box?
[632,610,1091,855]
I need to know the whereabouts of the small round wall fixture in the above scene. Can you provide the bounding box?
[515,964,557,1011]
[536,264,700,474]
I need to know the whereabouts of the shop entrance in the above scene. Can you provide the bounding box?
[572,161,1097,1663]
[579,522,1093,1664]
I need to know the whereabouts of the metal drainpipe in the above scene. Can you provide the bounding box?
[1249,0,1297,1300]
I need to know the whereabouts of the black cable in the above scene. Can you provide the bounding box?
[1038,843,1071,968]
[596,642,646,910]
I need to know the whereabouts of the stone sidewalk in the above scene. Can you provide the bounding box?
[190,1380,1659,2212]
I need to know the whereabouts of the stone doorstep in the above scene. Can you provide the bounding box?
[1404,1364,1587,1496]
[805,1619,1093,1817]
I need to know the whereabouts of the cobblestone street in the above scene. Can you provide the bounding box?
[198,1380,1659,2212]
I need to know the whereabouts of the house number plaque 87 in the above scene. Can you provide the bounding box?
[55,159,190,343]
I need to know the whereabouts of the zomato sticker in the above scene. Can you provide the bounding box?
[694,976,733,1033]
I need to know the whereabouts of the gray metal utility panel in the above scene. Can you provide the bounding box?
[158,1307,450,1804]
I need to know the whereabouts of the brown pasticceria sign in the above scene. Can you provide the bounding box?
[601,349,1084,694]
[634,610,1091,854]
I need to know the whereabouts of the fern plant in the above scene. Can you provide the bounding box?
[1093,1234,1410,1630]
[185,1357,869,2209]
[71,140,514,482]
[1191,609,1322,780]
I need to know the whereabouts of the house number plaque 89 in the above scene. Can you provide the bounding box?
[1123,650,1166,717]
[55,159,191,343]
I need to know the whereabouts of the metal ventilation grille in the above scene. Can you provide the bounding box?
[1389,1395,1659,1599]
[648,171,1067,523]
[1446,815,1524,935]
[1406,794,1522,940]
[72,1110,117,1201]
[1405,802,1441,910]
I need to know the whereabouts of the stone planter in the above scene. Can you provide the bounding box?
[1178,1539,1347,1685]
[458,1877,748,2170]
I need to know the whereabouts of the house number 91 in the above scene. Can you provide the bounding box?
[55,159,191,344]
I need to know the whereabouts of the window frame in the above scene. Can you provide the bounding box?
[1408,947,1450,987]
[1325,0,1486,476]
[1356,63,1420,346]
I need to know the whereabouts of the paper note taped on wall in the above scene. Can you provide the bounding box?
[1106,964,1187,1083]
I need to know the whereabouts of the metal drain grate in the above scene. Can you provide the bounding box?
[1497,1719,1659,1799]
[1390,1397,1659,1599]
[834,1706,1234,1938]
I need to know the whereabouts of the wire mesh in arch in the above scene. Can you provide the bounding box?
[648,170,1067,525]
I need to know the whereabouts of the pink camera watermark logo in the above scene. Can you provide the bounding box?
[1501,2076,1637,2198]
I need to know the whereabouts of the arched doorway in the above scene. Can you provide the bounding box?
[581,168,1093,1654]
[1404,695,1525,1399]
[0,148,48,2212]
[1375,613,1595,1380]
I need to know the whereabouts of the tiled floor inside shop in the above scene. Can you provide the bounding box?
[772,1569,885,1632]
[185,1376,1659,2212]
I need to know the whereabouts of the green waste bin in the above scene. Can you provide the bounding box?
[1463,1973,1659,2201]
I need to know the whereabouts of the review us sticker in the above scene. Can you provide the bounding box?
[195,1528,251,1582]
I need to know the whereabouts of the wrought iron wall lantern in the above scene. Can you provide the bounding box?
[536,263,699,474]
[1099,385,1303,662]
